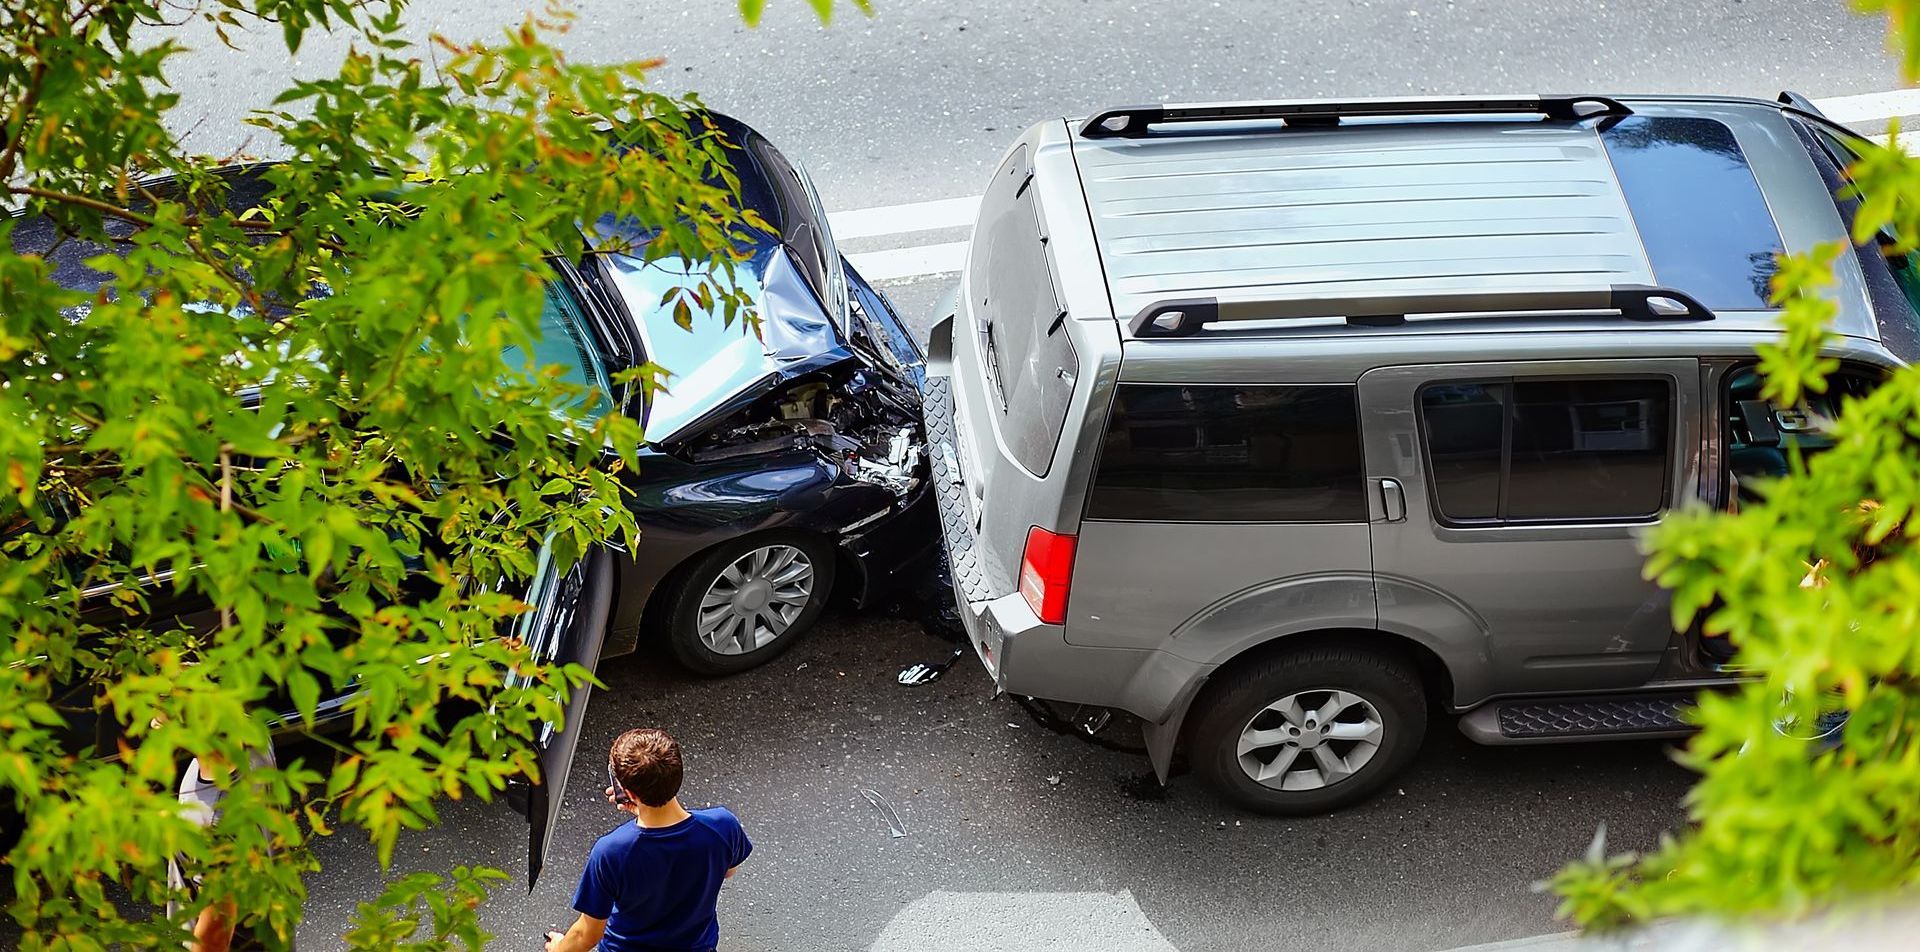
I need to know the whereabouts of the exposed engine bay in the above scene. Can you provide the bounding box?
[684,367,927,498]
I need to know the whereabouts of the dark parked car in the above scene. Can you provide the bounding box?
[3,113,929,881]
[588,113,934,676]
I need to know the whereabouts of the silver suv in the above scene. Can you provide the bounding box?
[925,94,1919,813]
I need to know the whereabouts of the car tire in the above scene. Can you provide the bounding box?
[1190,646,1427,815]
[664,534,836,676]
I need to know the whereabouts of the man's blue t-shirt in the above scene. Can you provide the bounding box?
[571,807,752,952]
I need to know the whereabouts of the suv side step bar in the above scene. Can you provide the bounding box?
[1459,691,1696,746]
[1079,95,1632,139]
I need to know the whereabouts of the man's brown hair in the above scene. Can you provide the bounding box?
[610,728,683,807]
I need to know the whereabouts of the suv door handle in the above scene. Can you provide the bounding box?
[1378,478,1407,523]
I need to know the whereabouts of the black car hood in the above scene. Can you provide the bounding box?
[599,246,857,445]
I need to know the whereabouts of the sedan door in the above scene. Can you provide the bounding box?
[511,544,615,887]
[1358,359,1701,702]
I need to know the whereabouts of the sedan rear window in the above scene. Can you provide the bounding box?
[1600,116,1783,310]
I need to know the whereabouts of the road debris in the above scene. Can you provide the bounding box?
[898,646,966,685]
[861,789,908,838]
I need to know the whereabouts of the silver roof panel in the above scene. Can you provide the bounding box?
[1064,98,1883,345]
[1077,122,1654,317]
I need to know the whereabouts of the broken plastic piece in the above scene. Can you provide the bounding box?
[1075,709,1113,738]
[898,646,966,686]
[861,789,907,838]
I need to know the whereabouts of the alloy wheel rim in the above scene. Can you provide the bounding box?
[1236,689,1385,792]
[696,545,814,655]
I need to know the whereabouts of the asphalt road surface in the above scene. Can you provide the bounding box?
[295,609,1693,952]
[23,2,1917,949]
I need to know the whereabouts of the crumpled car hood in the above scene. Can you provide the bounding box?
[603,246,855,445]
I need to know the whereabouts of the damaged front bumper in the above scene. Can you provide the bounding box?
[838,475,938,607]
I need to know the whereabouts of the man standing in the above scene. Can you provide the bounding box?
[545,728,751,952]
[166,743,279,952]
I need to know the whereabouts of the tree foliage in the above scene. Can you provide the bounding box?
[0,1,835,948]
[1552,0,1920,929]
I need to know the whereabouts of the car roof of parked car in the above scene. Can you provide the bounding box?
[1060,95,1886,347]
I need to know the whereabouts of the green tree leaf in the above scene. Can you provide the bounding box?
[1555,1,1920,929]
[0,1,855,947]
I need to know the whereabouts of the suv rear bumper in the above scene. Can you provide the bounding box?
[925,333,1212,778]
[949,582,1213,782]
[954,586,1214,722]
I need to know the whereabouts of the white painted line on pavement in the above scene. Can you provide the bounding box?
[830,196,980,240]
[1811,87,1920,124]
[847,240,969,282]
[832,86,1920,282]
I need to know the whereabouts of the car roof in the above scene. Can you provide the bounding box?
[1060,95,1883,347]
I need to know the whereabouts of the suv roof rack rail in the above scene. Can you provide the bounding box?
[1128,285,1714,338]
[1778,90,1828,119]
[1079,95,1633,139]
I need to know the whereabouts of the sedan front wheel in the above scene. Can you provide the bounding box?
[665,535,836,675]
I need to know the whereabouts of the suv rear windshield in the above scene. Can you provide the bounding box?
[1599,116,1782,310]
[971,144,1077,476]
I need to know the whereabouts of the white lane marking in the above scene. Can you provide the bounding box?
[836,87,1920,281]
[1812,87,1920,124]
[831,196,980,240]
[847,240,968,282]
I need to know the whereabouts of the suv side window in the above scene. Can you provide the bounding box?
[1087,384,1367,522]
[1420,378,1672,524]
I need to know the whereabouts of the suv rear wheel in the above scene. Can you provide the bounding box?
[1191,646,1426,814]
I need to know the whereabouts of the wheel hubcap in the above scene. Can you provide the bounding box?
[696,545,814,656]
[1236,689,1385,792]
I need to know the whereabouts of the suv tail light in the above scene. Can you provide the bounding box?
[1018,526,1077,625]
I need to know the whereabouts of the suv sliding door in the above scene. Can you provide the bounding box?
[1358,359,1701,701]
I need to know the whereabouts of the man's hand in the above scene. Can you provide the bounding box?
[605,785,638,817]
[546,913,608,952]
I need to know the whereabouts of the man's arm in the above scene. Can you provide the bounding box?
[191,898,236,952]
[544,913,606,952]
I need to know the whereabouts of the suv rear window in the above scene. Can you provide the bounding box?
[1088,384,1367,522]
[1420,378,1672,524]
[971,144,1077,476]
[1599,116,1782,310]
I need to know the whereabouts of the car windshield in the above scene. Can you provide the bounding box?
[496,281,617,424]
